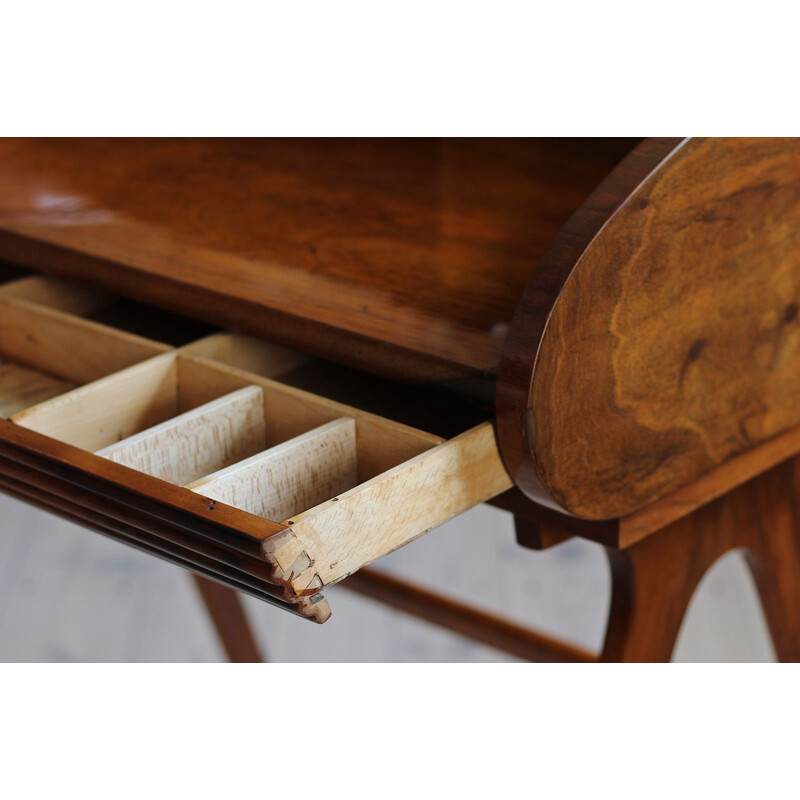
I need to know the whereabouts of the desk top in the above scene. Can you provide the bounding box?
[0,138,633,382]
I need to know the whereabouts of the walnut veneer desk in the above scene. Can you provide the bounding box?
[0,137,799,662]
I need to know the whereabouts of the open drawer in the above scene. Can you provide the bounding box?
[0,275,513,623]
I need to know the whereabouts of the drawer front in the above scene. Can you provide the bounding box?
[0,276,512,622]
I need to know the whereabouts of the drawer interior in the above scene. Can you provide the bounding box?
[0,274,512,620]
[0,274,216,345]
[0,283,169,418]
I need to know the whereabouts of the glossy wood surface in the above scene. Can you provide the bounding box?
[498,137,800,519]
[602,453,800,661]
[0,138,634,381]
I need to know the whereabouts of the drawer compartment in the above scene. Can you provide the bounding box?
[0,289,169,417]
[97,386,270,485]
[0,276,513,622]
[186,418,359,523]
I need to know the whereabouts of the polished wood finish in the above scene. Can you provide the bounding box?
[602,453,800,661]
[0,138,634,382]
[498,137,800,520]
[499,412,800,551]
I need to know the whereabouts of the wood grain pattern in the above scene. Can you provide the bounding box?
[98,386,267,485]
[617,417,800,546]
[498,415,800,552]
[264,421,513,594]
[0,138,635,381]
[13,353,179,452]
[186,418,358,522]
[176,354,442,480]
[602,452,800,661]
[0,360,75,418]
[498,137,800,520]
[0,294,169,386]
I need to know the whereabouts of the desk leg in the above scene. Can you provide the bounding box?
[192,575,265,663]
[740,457,800,662]
[602,455,800,662]
[601,517,711,662]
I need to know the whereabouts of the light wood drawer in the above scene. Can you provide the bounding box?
[0,276,513,622]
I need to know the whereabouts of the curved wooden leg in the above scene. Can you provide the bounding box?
[601,511,718,662]
[741,458,800,661]
[745,550,800,661]
[192,575,265,663]
[603,455,800,662]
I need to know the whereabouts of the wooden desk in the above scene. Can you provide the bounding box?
[0,137,634,382]
[0,137,799,661]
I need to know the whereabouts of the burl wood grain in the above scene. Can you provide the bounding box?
[499,137,800,520]
[0,138,635,381]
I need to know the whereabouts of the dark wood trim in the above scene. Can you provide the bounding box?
[602,453,800,661]
[192,576,265,662]
[0,228,474,384]
[0,454,274,584]
[343,567,596,663]
[0,419,286,559]
[0,474,312,615]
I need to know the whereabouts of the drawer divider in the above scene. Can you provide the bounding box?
[185,417,358,524]
[96,385,266,486]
